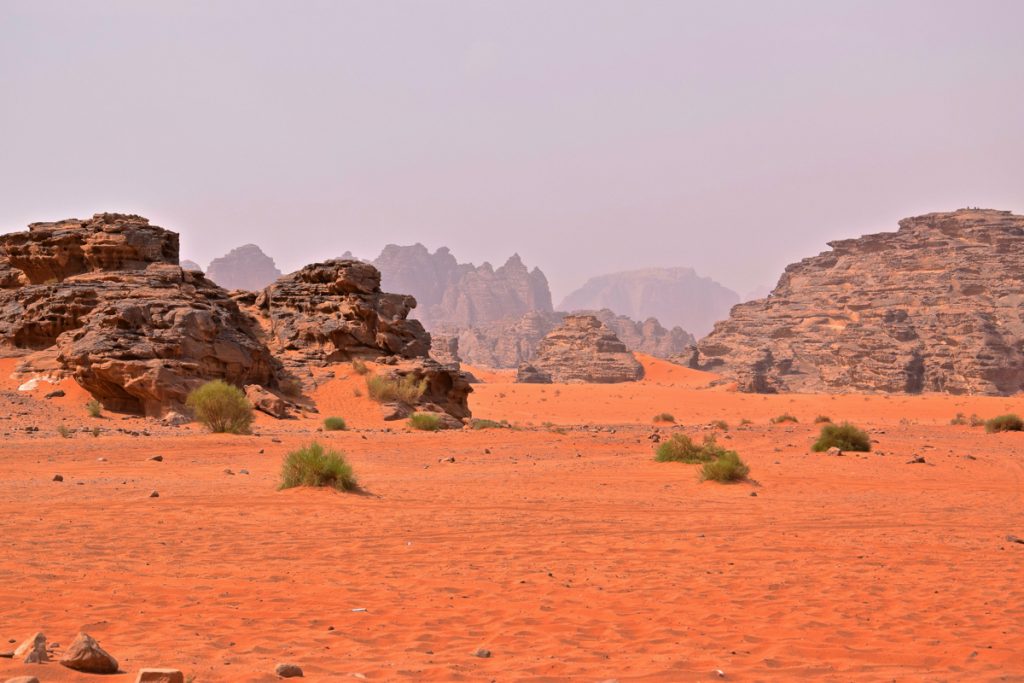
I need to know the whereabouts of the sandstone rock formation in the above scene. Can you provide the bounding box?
[206,243,282,291]
[0,214,277,415]
[59,632,118,674]
[373,244,552,328]
[688,209,1024,395]
[0,215,472,420]
[451,309,693,368]
[559,267,739,337]
[254,259,431,362]
[516,314,644,383]
[246,259,471,419]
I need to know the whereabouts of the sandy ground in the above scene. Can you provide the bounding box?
[1,356,1022,682]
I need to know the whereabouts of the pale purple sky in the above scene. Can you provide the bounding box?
[2,0,1022,299]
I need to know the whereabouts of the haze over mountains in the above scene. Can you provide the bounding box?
[559,268,740,338]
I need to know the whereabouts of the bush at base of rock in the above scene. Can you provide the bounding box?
[655,433,727,463]
[408,413,443,431]
[365,374,426,404]
[186,380,254,434]
[279,442,358,492]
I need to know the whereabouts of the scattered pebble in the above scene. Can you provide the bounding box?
[224,469,235,475]
[53,474,63,482]
[149,490,160,498]
[149,455,164,462]
[239,469,249,475]
[907,455,926,464]
[472,648,491,658]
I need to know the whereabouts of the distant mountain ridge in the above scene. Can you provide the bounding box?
[558,267,740,337]
[205,244,282,291]
[371,243,552,329]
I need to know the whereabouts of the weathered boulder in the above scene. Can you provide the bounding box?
[14,633,47,664]
[135,668,185,683]
[206,243,282,291]
[0,214,278,415]
[689,209,1024,394]
[255,259,430,362]
[59,632,118,674]
[244,384,293,418]
[516,314,644,383]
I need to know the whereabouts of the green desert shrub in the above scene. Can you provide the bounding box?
[57,424,73,438]
[186,380,254,434]
[771,413,799,424]
[700,450,751,482]
[279,442,357,492]
[323,416,347,431]
[86,399,102,418]
[711,420,729,431]
[812,422,871,452]
[969,413,985,427]
[985,414,1024,433]
[366,374,427,404]
[950,412,968,426]
[653,412,676,423]
[470,418,509,430]
[351,359,370,376]
[655,433,729,463]
[408,412,443,431]
[814,415,832,424]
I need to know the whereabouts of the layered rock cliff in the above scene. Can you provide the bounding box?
[372,244,552,328]
[517,314,644,383]
[688,209,1024,395]
[206,244,282,291]
[559,267,739,337]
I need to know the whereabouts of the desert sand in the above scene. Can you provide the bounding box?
[1,355,1022,681]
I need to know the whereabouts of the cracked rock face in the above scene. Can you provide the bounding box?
[517,314,644,383]
[689,209,1024,395]
[253,259,432,363]
[0,214,277,415]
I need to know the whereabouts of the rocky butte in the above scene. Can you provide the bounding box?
[372,244,552,329]
[205,243,282,291]
[517,314,644,383]
[688,209,1024,395]
[0,214,470,419]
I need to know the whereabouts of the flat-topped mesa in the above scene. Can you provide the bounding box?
[689,209,1024,395]
[0,213,178,285]
[517,314,644,383]
[255,259,431,362]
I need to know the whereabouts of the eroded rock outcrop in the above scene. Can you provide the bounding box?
[373,244,552,328]
[0,214,277,415]
[254,259,431,362]
[248,259,471,418]
[516,314,644,383]
[451,309,693,368]
[688,209,1024,395]
[206,244,282,291]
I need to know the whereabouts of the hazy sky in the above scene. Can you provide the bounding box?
[2,1,1022,299]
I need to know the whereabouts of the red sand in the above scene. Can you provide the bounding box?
[1,355,1022,681]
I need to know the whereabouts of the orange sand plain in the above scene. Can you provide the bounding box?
[1,355,1022,681]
